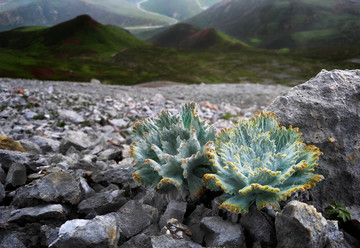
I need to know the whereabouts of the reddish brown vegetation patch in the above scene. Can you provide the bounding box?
[188,29,213,41]
[56,52,70,59]
[63,38,82,45]
[56,70,78,78]
[30,67,54,78]
[80,49,98,57]
[1,69,14,77]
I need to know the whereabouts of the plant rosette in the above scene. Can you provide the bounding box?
[203,111,324,214]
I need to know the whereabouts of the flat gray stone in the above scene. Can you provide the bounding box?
[151,235,202,248]
[239,205,276,247]
[49,213,120,248]
[201,216,246,248]
[0,234,26,248]
[0,149,30,171]
[120,234,152,248]
[5,162,27,188]
[8,204,67,224]
[59,131,94,154]
[115,200,151,239]
[12,170,81,207]
[159,200,187,229]
[77,190,126,215]
[58,109,85,124]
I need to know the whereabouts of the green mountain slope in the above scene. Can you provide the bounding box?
[148,23,247,49]
[0,15,148,57]
[0,14,358,85]
[186,0,360,49]
[0,0,174,31]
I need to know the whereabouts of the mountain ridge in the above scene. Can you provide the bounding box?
[186,0,360,49]
[0,0,174,32]
[148,23,247,49]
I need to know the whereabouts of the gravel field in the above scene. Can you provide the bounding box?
[0,78,290,109]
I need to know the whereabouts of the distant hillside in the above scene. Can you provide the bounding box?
[186,0,360,49]
[148,23,246,49]
[0,0,174,31]
[0,15,148,57]
[141,0,202,20]
[0,13,358,86]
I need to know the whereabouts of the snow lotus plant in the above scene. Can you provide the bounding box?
[130,102,216,199]
[203,111,324,214]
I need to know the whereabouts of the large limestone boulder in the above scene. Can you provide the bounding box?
[267,69,360,213]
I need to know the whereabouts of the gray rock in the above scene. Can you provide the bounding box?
[78,177,95,199]
[343,231,360,248]
[185,204,212,244]
[267,69,360,212]
[0,233,26,248]
[200,216,246,248]
[239,205,277,247]
[110,118,128,128]
[47,154,75,168]
[58,109,85,123]
[275,200,347,248]
[0,149,30,171]
[20,140,43,155]
[142,204,160,224]
[5,162,27,188]
[119,234,152,248]
[326,220,349,248]
[77,190,126,215]
[41,225,60,247]
[0,182,5,203]
[151,234,202,248]
[12,170,81,207]
[159,200,187,229]
[115,200,151,239]
[0,165,6,183]
[140,189,168,214]
[8,204,67,224]
[49,213,120,248]
[59,130,95,154]
[24,111,38,119]
[97,148,122,162]
[142,223,161,236]
[92,166,134,186]
[30,136,60,153]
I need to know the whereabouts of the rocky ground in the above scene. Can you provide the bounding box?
[0,72,359,248]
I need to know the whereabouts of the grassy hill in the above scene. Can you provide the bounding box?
[148,23,247,49]
[0,0,175,31]
[0,15,148,57]
[0,14,359,85]
[186,0,360,50]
